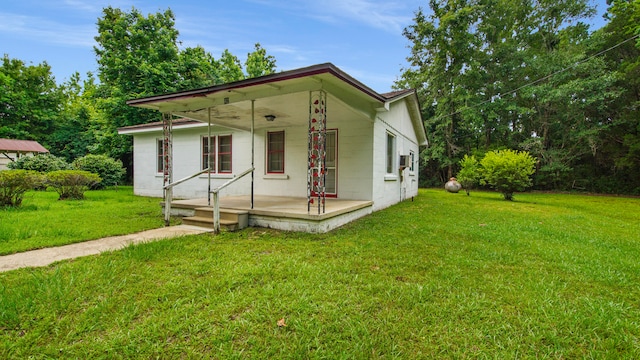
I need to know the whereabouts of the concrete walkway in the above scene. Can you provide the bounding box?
[0,225,212,273]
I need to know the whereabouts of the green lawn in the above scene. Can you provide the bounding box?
[1,189,639,358]
[0,187,166,255]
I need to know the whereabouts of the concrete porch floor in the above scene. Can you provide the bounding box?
[170,195,373,221]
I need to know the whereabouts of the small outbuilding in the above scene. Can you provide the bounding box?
[0,138,49,170]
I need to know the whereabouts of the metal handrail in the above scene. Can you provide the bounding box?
[211,167,254,194]
[162,168,209,225]
[164,168,210,190]
[210,167,254,234]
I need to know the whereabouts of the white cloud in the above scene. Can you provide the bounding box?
[0,12,96,47]
[244,0,416,34]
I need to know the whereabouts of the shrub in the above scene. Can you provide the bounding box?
[480,149,536,201]
[0,170,45,207]
[72,154,126,189]
[46,170,101,200]
[456,155,482,196]
[7,154,71,172]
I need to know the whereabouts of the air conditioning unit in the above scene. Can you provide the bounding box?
[399,155,411,169]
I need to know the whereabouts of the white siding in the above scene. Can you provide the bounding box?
[128,98,420,207]
[371,98,420,210]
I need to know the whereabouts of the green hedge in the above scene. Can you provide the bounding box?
[0,170,45,207]
[46,170,102,200]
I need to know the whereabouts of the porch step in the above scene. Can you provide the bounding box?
[182,207,248,231]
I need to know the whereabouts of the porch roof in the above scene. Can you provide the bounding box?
[126,63,427,145]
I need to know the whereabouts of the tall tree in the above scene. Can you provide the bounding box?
[93,7,220,165]
[245,43,277,78]
[398,0,602,189]
[93,7,279,170]
[398,0,482,183]
[0,55,62,144]
[49,72,103,162]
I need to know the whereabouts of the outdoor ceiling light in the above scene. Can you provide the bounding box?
[265,114,276,122]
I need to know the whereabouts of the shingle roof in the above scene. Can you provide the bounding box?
[381,89,414,99]
[0,139,49,153]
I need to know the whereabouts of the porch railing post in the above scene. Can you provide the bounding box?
[307,90,327,215]
[213,191,220,234]
[162,113,173,226]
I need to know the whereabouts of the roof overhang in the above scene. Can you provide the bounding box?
[0,139,49,153]
[127,63,388,131]
[384,91,428,146]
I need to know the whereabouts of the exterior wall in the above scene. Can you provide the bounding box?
[0,152,38,170]
[250,115,374,200]
[130,116,376,200]
[252,125,308,198]
[330,114,374,201]
[129,100,418,206]
[371,98,421,211]
[131,125,253,199]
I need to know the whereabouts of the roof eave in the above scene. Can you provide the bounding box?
[126,63,387,109]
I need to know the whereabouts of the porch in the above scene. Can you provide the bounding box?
[168,195,373,233]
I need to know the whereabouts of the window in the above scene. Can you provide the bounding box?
[267,131,285,173]
[386,133,395,174]
[157,139,164,173]
[409,150,415,172]
[218,135,232,173]
[325,130,337,195]
[202,135,232,173]
[202,136,215,171]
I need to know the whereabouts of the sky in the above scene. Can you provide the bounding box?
[0,0,611,94]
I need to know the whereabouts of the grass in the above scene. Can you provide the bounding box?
[1,189,639,358]
[0,187,166,255]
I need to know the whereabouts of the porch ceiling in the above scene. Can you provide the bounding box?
[127,63,387,131]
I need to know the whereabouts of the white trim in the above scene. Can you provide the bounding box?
[263,174,289,180]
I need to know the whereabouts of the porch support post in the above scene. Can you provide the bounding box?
[207,107,212,206]
[307,90,327,214]
[162,112,173,226]
[213,191,220,234]
[251,100,255,209]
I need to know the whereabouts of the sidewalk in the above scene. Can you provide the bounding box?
[0,225,212,273]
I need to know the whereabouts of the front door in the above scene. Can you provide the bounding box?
[325,130,337,197]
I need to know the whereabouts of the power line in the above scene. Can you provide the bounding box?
[429,33,640,122]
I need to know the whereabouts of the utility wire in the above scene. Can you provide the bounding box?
[429,33,640,122]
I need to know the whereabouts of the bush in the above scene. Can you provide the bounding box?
[7,154,71,172]
[46,170,101,200]
[480,149,536,201]
[456,155,482,196]
[72,154,125,189]
[0,170,45,207]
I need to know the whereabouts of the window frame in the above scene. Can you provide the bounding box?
[409,150,415,173]
[217,135,232,173]
[157,139,164,174]
[385,132,396,174]
[266,130,285,174]
[201,134,232,174]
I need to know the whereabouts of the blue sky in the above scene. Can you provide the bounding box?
[0,0,610,93]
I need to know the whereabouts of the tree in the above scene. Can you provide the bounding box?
[456,154,482,195]
[245,43,277,78]
[480,149,536,200]
[398,0,599,189]
[0,55,62,145]
[93,7,279,174]
[49,72,102,162]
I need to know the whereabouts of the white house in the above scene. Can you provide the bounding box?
[0,138,49,170]
[119,63,427,233]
